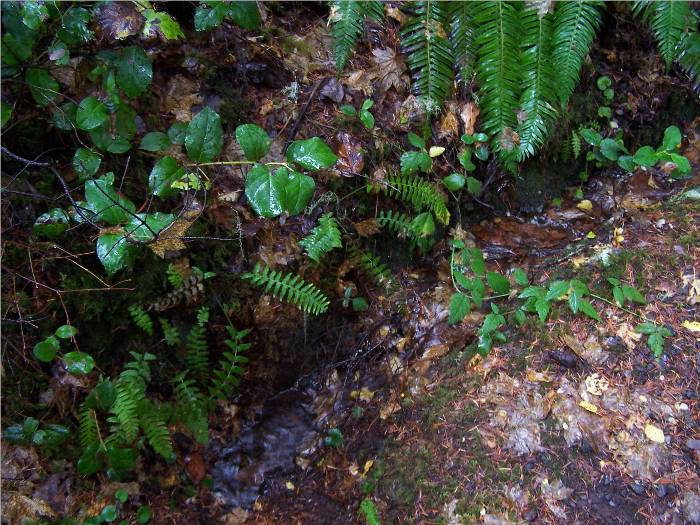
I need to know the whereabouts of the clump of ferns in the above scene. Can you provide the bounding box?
[376,209,435,255]
[347,244,398,294]
[369,172,450,226]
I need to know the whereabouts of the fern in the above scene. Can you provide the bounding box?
[209,327,251,402]
[677,30,700,93]
[516,4,558,161]
[473,1,521,154]
[553,1,603,103]
[633,0,691,68]
[330,0,384,72]
[79,403,99,450]
[196,305,209,326]
[108,353,153,444]
[571,129,582,159]
[349,246,397,292]
[129,305,153,336]
[449,0,476,85]
[138,399,174,459]
[300,213,343,262]
[379,173,450,225]
[377,209,415,239]
[159,318,180,347]
[242,264,330,315]
[401,0,454,111]
[186,323,209,384]
[166,263,184,288]
[172,372,209,445]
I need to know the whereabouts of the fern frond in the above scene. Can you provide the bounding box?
[677,30,700,93]
[401,0,455,111]
[129,305,153,336]
[377,209,415,239]
[242,264,330,315]
[79,403,99,450]
[186,324,209,384]
[330,1,384,72]
[349,246,397,292]
[553,1,603,103]
[300,213,343,262]
[196,306,210,327]
[159,318,180,347]
[516,5,559,161]
[571,130,582,159]
[380,173,450,225]
[633,0,691,68]
[172,372,209,444]
[448,1,476,85]
[473,0,521,153]
[138,399,174,459]
[166,264,184,288]
[209,327,251,401]
[111,381,141,443]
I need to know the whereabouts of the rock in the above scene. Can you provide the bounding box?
[630,482,645,496]
[686,439,700,451]
[548,349,578,369]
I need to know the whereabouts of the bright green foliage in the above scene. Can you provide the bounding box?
[286,137,338,171]
[359,498,381,525]
[166,264,184,288]
[185,107,223,163]
[677,31,700,91]
[553,1,603,103]
[633,0,691,68]
[129,305,153,336]
[79,403,99,450]
[242,264,330,315]
[401,1,454,111]
[378,173,450,225]
[300,213,343,262]
[186,307,210,383]
[109,353,153,445]
[209,327,252,401]
[635,322,672,358]
[138,400,174,459]
[159,318,180,347]
[473,1,521,153]
[235,124,271,162]
[172,373,208,445]
[349,246,396,292]
[608,278,646,307]
[377,210,414,238]
[330,0,384,72]
[449,1,476,85]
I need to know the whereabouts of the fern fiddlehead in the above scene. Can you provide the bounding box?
[242,264,330,315]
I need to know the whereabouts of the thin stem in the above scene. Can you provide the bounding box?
[589,292,647,321]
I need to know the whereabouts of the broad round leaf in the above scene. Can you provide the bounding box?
[185,107,223,163]
[235,124,271,162]
[139,132,171,152]
[632,146,657,167]
[286,137,338,171]
[228,2,261,30]
[73,148,101,179]
[168,121,187,144]
[115,46,153,98]
[26,68,59,107]
[76,97,108,131]
[33,336,60,362]
[63,351,95,375]
[661,126,681,151]
[85,173,136,225]
[125,212,175,243]
[96,233,136,275]
[279,169,315,216]
[244,164,285,218]
[149,156,184,197]
[442,173,465,191]
[55,325,78,339]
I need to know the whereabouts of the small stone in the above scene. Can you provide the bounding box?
[523,509,538,522]
[685,439,700,451]
[656,484,668,498]
[631,482,645,496]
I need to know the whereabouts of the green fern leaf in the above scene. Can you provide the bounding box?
[677,30,700,92]
[159,318,180,346]
[571,130,582,159]
[633,0,691,68]
[129,305,153,336]
[330,1,384,72]
[79,403,99,450]
[401,0,455,111]
[377,209,415,238]
[473,0,521,154]
[139,400,174,459]
[186,324,209,384]
[209,327,251,401]
[300,213,343,262]
[379,173,450,225]
[349,246,397,292]
[448,1,476,85]
[173,372,209,444]
[553,1,603,103]
[516,5,559,161]
[242,264,330,315]
[166,264,184,288]
[111,381,141,443]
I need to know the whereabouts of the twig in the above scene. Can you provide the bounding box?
[286,76,331,147]
[1,146,51,167]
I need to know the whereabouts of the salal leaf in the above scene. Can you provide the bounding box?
[63,351,95,375]
[55,325,78,339]
[73,148,101,179]
[115,46,153,98]
[245,164,286,218]
[76,96,108,131]
[33,336,60,362]
[185,107,223,162]
[96,233,136,275]
[142,9,184,40]
[279,168,315,216]
[85,173,136,225]
[125,212,175,243]
[26,68,59,107]
[286,137,338,171]
[229,1,261,29]
[21,1,49,30]
[58,7,94,45]
[1,100,13,127]
[168,121,187,144]
[235,124,271,161]
[194,3,229,31]
[139,132,171,152]
[149,156,184,197]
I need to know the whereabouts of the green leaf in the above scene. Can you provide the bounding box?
[194,3,228,31]
[400,150,431,175]
[26,68,59,107]
[1,100,12,127]
[361,99,374,111]
[140,132,171,152]
[58,7,93,45]
[286,137,338,171]
[340,104,356,116]
[185,107,223,162]
[465,176,482,195]
[21,0,49,30]
[448,293,471,325]
[666,153,691,176]
[486,272,510,294]
[635,322,659,335]
[100,505,118,522]
[96,233,136,275]
[359,109,375,130]
[535,297,550,323]
[442,173,465,191]
[148,157,184,197]
[63,351,95,375]
[33,336,60,362]
[599,138,624,161]
[85,173,136,225]
[136,506,152,525]
[468,247,485,276]
[612,286,624,307]
[34,208,70,238]
[86,380,116,411]
[621,284,645,304]
[578,299,600,322]
[580,128,602,146]
[474,145,489,161]
[142,9,184,40]
[359,499,380,525]
[228,1,261,30]
[76,96,109,131]
[408,133,426,149]
[481,312,505,334]
[603,88,614,100]
[115,46,153,98]
[107,446,137,472]
[596,76,612,90]
[410,212,435,238]
[73,148,101,179]
[352,297,369,311]
[568,291,581,314]
[245,164,285,218]
[55,325,78,339]
[279,168,315,216]
[235,124,271,162]
[3,425,27,444]
[648,332,665,358]
[513,268,528,286]
[168,121,187,145]
[458,149,476,171]
[661,125,681,151]
[598,106,612,119]
[545,280,569,301]
[514,309,526,326]
[617,155,636,172]
[115,489,129,503]
[125,212,175,243]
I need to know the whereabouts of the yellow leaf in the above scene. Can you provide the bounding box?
[682,320,700,333]
[586,231,596,239]
[644,423,665,444]
[576,199,593,212]
[359,387,375,402]
[579,400,599,414]
[429,146,445,158]
[362,460,374,476]
[285,481,295,490]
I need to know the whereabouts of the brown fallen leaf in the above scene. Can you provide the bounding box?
[372,48,407,92]
[459,102,480,136]
[354,218,381,237]
[336,132,364,174]
[185,453,206,484]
